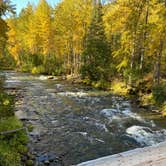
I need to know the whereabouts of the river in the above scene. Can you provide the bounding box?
[1,71,166,166]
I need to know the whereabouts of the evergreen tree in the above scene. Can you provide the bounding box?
[0,0,15,57]
[81,1,111,82]
[0,0,15,17]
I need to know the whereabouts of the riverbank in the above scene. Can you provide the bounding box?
[77,141,166,166]
[0,76,28,166]
[74,76,166,117]
[111,79,166,117]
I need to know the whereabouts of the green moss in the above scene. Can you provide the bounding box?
[0,90,28,166]
[27,124,34,132]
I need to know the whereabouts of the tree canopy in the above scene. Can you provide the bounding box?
[0,0,165,87]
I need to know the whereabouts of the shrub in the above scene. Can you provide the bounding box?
[152,83,166,105]
[0,93,14,117]
[0,91,28,166]
[0,117,28,166]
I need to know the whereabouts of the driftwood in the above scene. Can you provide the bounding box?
[0,127,27,135]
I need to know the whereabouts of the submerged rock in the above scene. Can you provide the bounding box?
[36,152,57,165]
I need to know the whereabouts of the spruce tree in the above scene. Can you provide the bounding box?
[81,1,111,82]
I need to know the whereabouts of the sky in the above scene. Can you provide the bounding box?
[11,0,61,14]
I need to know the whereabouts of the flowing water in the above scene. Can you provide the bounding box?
[1,71,166,166]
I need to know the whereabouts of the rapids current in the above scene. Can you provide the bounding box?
[1,71,166,166]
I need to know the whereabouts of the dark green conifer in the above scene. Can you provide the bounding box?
[81,1,111,82]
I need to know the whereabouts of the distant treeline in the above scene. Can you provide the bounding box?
[0,0,166,87]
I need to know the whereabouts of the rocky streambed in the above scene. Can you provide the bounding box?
[1,71,166,166]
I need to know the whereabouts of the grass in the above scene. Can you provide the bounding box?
[0,117,28,166]
[0,79,28,166]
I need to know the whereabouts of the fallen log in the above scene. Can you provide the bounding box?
[0,127,27,135]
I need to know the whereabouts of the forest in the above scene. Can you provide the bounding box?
[0,0,165,80]
[1,0,165,108]
[0,0,166,110]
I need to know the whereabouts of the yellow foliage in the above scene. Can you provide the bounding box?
[3,99,10,106]
[7,19,21,65]
[111,80,129,96]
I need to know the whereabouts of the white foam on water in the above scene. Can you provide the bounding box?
[94,138,105,143]
[100,109,119,117]
[77,132,88,136]
[57,91,88,97]
[82,117,108,132]
[94,122,109,132]
[38,75,48,80]
[5,80,21,83]
[77,132,105,144]
[122,109,143,121]
[126,125,166,146]
[100,108,145,123]
[121,101,130,107]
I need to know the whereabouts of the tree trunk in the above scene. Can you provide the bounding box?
[140,0,149,71]
[154,40,163,85]
[129,32,136,85]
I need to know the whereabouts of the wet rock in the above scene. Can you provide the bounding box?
[37,152,57,164]
[51,120,58,125]
[48,76,55,80]
[15,110,39,120]
[29,131,40,137]
[47,152,57,161]
[37,154,48,164]
[44,160,50,164]
[15,110,28,120]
